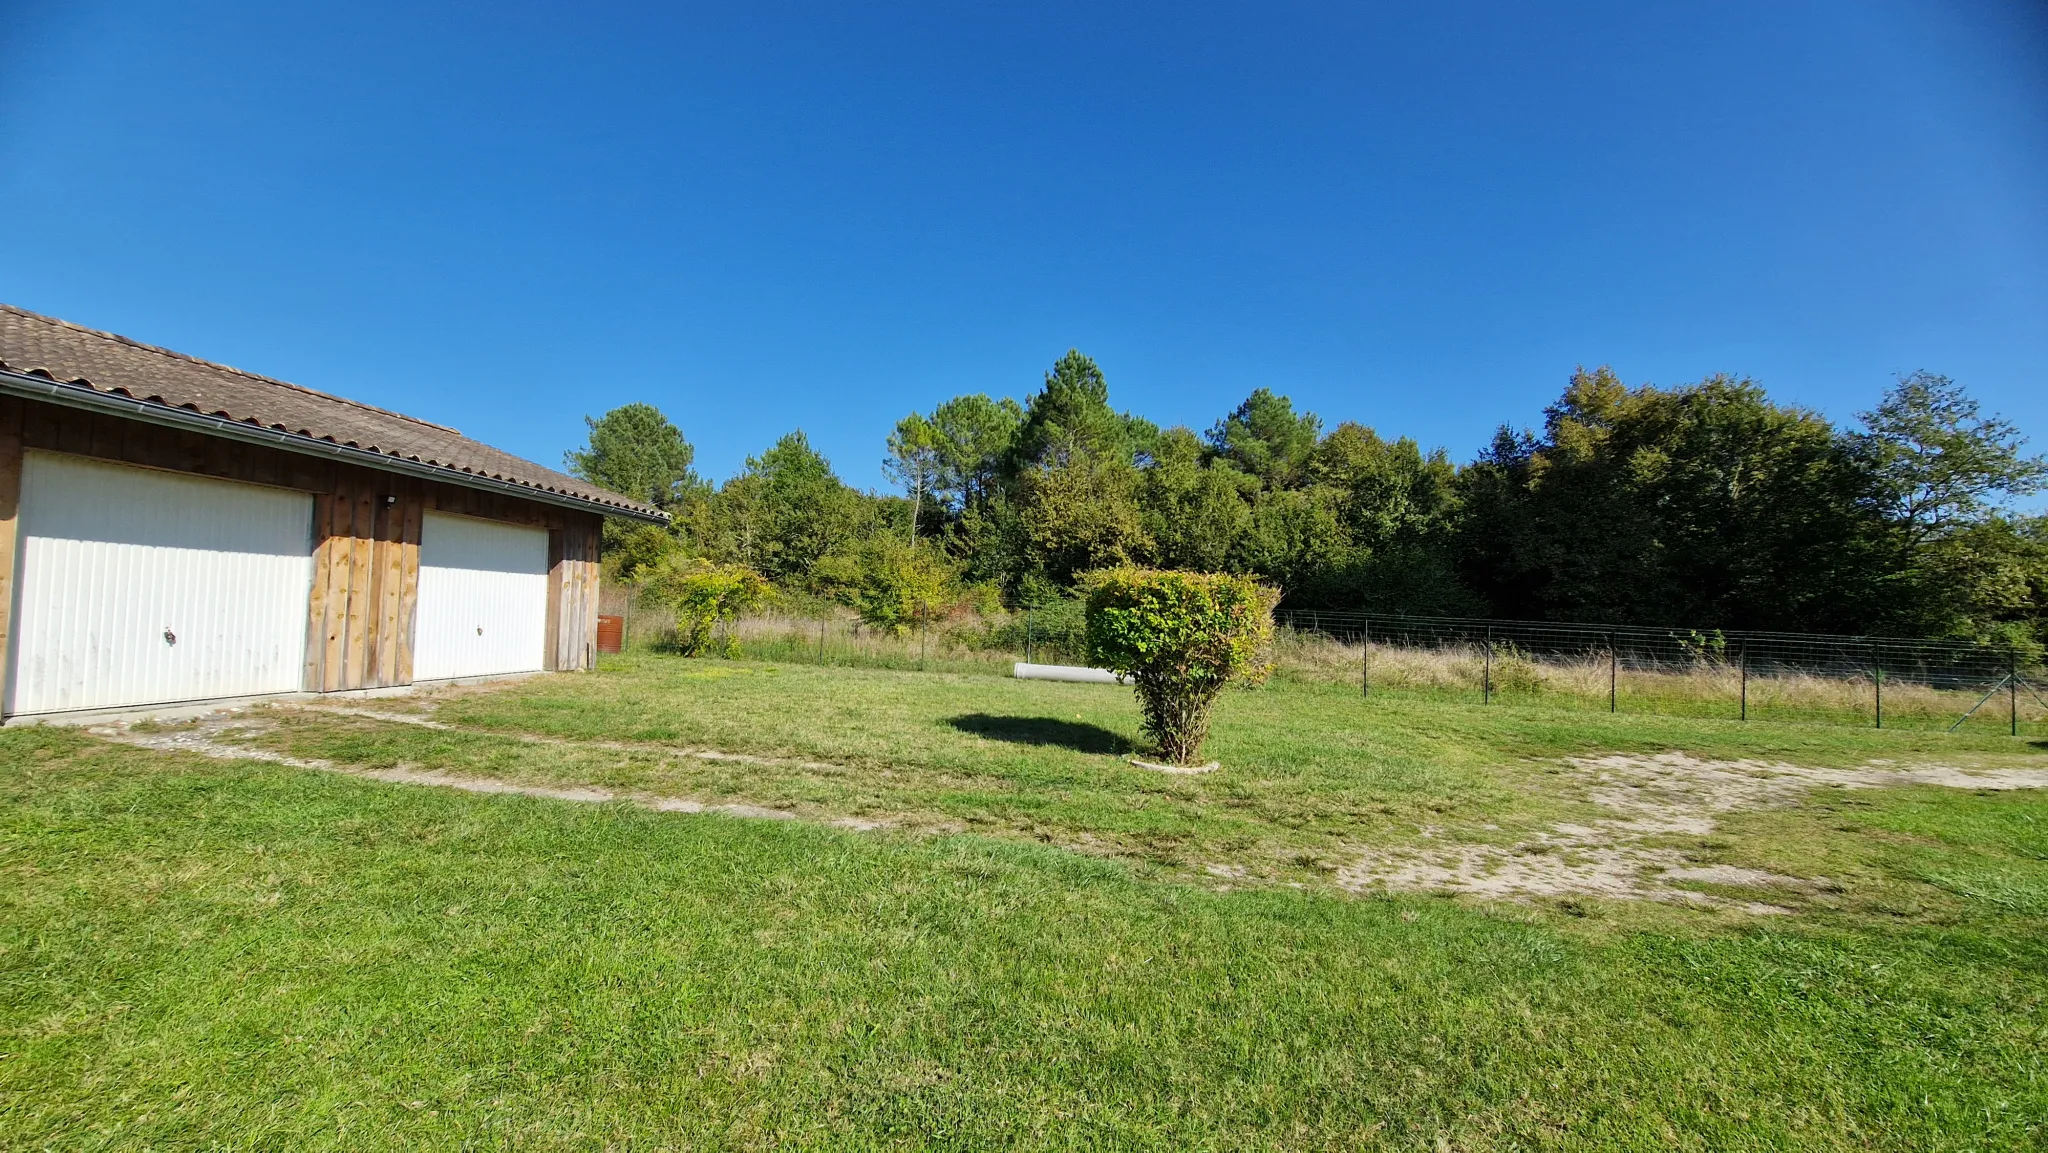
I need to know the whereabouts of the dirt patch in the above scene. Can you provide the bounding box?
[91,716,859,828]
[275,703,846,771]
[94,721,325,768]
[287,706,457,730]
[1338,752,2048,912]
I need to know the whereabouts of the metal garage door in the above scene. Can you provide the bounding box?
[6,451,315,716]
[412,512,548,681]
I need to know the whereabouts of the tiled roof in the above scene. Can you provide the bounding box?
[0,303,662,519]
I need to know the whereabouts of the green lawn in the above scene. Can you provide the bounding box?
[3,657,2046,1149]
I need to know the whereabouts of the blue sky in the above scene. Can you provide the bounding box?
[3,1,2044,492]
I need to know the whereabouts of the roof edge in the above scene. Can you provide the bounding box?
[0,370,669,524]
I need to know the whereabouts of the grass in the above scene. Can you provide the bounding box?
[4,657,2048,1148]
[221,654,2040,895]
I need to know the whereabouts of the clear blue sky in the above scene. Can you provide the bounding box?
[3,1,2044,491]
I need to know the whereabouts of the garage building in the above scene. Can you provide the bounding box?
[0,304,664,720]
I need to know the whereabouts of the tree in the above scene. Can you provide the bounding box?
[1015,449,1153,584]
[1454,425,1543,618]
[2016,516,2048,653]
[1137,428,1255,572]
[1008,350,1155,472]
[927,393,1024,512]
[883,413,942,544]
[1849,373,2048,639]
[1453,368,1881,631]
[1885,516,2048,645]
[565,403,700,510]
[1301,422,1472,614]
[1851,371,2047,547]
[1309,423,1460,551]
[1234,487,1353,603]
[1086,569,1276,765]
[1207,388,1322,489]
[579,359,2047,648]
[603,522,684,583]
[719,432,866,584]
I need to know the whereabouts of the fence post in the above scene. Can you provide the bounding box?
[1739,640,1748,722]
[920,619,929,670]
[1484,626,1493,705]
[1608,632,1617,714]
[623,587,633,653]
[818,619,826,664]
[1361,617,1371,699]
[1872,642,1882,729]
[2015,648,2022,738]
[1026,608,1034,664]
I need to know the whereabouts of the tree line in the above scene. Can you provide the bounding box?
[568,351,2048,647]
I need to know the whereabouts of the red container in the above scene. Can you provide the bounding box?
[597,614,625,654]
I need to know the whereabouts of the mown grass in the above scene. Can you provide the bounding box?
[3,659,2047,1149]
[225,655,2035,893]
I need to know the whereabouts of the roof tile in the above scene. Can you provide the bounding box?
[0,303,661,518]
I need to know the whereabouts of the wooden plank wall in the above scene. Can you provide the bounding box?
[0,396,612,699]
[547,520,602,673]
[306,475,425,692]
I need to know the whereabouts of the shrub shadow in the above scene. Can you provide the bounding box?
[948,713,1133,756]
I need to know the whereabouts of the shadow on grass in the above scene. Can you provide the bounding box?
[948,713,1133,755]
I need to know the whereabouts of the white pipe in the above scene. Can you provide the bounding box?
[1013,662,1127,685]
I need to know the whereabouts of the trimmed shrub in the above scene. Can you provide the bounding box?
[1085,569,1277,764]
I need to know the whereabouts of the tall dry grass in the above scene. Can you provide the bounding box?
[1272,628,2046,726]
[605,599,1023,675]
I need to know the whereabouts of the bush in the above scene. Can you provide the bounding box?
[641,557,770,657]
[603,522,684,583]
[985,594,1089,662]
[1085,569,1277,764]
[817,539,956,635]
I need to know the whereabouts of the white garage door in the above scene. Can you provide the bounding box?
[6,452,315,716]
[412,512,549,681]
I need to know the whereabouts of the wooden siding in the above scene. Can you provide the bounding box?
[547,522,602,674]
[0,398,24,709]
[0,395,607,706]
[308,475,427,691]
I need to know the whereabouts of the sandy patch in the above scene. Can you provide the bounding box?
[1129,757,1219,775]
[1338,752,2048,911]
